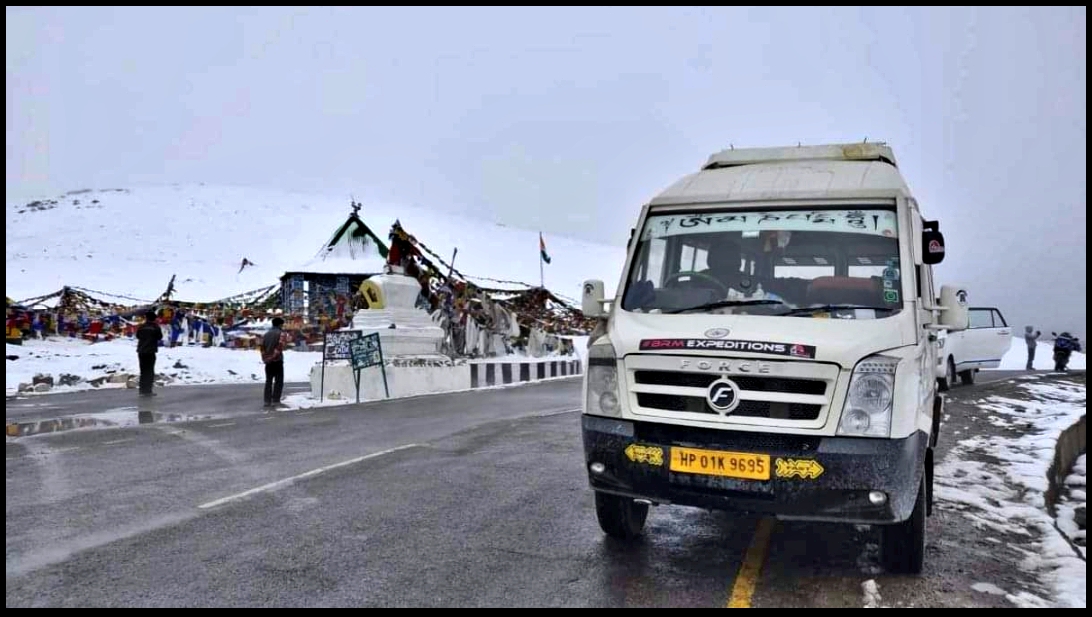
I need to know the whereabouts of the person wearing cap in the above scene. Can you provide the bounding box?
[136,310,164,396]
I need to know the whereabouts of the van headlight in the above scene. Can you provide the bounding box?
[837,355,898,438]
[586,342,621,417]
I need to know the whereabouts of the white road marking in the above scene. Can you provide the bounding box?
[256,416,275,422]
[197,443,421,510]
[102,438,134,446]
[207,422,236,428]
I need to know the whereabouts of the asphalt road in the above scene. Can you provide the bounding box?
[4,370,1075,607]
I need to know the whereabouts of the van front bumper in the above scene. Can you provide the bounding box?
[582,415,928,525]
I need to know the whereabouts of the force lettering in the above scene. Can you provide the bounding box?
[638,338,817,359]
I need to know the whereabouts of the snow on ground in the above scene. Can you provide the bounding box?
[5,338,320,395]
[6,184,626,305]
[991,337,1086,371]
[1055,454,1086,559]
[934,379,1086,608]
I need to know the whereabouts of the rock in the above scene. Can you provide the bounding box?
[172,360,188,369]
[6,354,18,361]
[108,373,131,384]
[227,369,237,376]
[89,376,109,387]
[32,373,54,387]
[18,382,33,393]
[126,377,138,389]
[33,382,51,392]
[91,364,108,370]
[1076,506,1086,531]
[58,373,82,386]
[155,373,173,383]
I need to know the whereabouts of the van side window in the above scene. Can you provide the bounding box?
[968,309,994,328]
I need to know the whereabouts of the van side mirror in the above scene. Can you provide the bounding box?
[921,220,945,265]
[582,279,607,318]
[937,284,969,330]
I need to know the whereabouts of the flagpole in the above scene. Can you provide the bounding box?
[539,232,544,289]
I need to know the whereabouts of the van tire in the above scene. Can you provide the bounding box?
[959,369,976,386]
[937,357,956,392]
[595,491,649,541]
[881,473,927,575]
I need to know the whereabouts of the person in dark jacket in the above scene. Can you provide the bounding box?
[135,310,163,396]
[261,317,286,408]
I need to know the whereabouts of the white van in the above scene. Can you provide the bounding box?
[579,142,967,574]
[936,305,1014,389]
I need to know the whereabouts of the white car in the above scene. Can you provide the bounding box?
[936,306,1012,390]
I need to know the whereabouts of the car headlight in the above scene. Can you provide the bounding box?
[586,342,621,417]
[837,354,898,438]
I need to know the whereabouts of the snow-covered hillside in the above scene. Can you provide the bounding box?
[6,184,628,304]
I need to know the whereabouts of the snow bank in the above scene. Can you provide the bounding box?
[5,338,320,395]
[934,380,1086,608]
[992,337,1086,371]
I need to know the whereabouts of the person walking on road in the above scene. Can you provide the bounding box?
[1024,325,1041,370]
[261,317,286,409]
[136,310,163,396]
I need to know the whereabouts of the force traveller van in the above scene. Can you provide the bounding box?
[579,142,966,574]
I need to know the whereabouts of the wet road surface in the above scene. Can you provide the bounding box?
[5,371,1073,607]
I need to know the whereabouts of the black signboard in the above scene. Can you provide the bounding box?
[324,330,362,361]
[349,332,389,403]
[350,332,383,370]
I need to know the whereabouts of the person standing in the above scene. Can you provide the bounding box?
[1024,326,1041,370]
[261,317,286,408]
[136,310,163,396]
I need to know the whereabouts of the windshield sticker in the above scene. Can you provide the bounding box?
[639,338,817,359]
[644,210,897,240]
[883,289,900,304]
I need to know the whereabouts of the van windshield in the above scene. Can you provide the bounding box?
[621,207,904,319]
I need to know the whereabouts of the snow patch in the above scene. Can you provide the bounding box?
[5,337,319,395]
[934,380,1086,608]
[990,337,1086,371]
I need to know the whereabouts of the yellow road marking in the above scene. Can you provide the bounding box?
[726,517,775,608]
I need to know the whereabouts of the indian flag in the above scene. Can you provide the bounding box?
[539,232,551,264]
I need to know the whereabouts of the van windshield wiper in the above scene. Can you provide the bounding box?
[666,299,787,315]
[779,304,894,316]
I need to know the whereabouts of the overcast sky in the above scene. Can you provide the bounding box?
[6,6,1086,337]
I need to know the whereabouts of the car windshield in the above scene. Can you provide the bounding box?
[621,207,904,319]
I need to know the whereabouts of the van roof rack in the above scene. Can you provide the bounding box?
[703,142,898,171]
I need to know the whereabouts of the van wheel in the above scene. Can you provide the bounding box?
[881,473,927,575]
[595,491,649,541]
[938,357,955,392]
[959,369,976,386]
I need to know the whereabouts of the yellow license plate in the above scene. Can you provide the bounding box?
[669,447,771,481]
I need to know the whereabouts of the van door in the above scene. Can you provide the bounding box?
[962,307,1012,371]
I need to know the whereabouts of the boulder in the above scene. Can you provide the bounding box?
[126,377,138,389]
[18,382,33,393]
[58,373,82,387]
[33,382,51,392]
[89,376,109,388]
[32,373,54,387]
[108,373,131,384]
